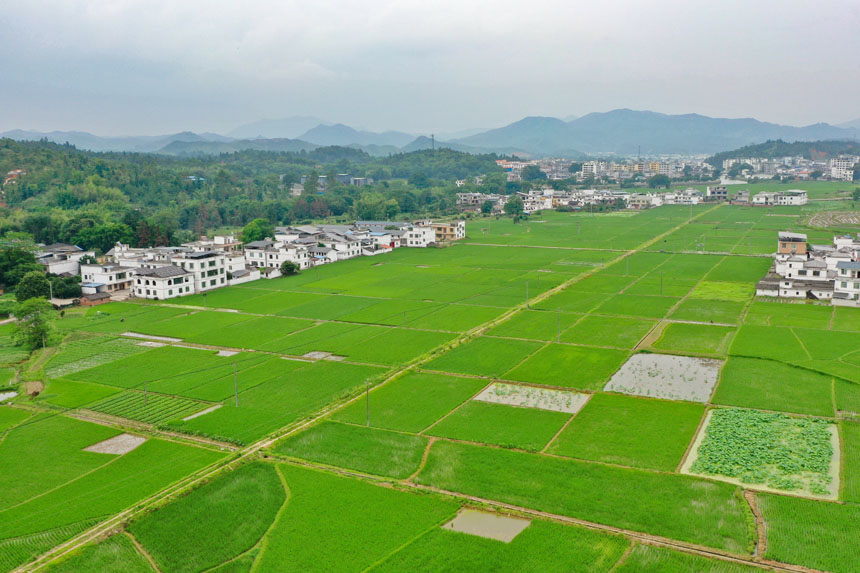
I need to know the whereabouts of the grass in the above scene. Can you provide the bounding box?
[688,281,753,302]
[38,378,122,409]
[254,463,459,571]
[744,302,833,329]
[712,358,834,417]
[45,335,149,378]
[0,407,34,433]
[372,518,629,572]
[0,415,119,509]
[129,463,284,573]
[486,310,581,341]
[0,519,103,572]
[561,315,656,348]
[614,544,757,572]
[48,534,152,573]
[424,337,543,378]
[0,435,224,540]
[425,400,571,451]
[842,421,860,503]
[87,391,210,425]
[669,298,746,324]
[415,440,752,553]
[652,323,736,355]
[548,393,704,471]
[757,493,860,573]
[729,325,809,363]
[70,346,224,389]
[332,372,485,432]
[593,294,680,319]
[836,379,860,415]
[169,361,386,444]
[705,256,773,284]
[504,344,628,390]
[185,316,315,349]
[275,421,427,478]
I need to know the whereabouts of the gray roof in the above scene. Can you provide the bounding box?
[778,231,807,241]
[135,266,189,278]
[245,240,277,248]
[837,261,860,270]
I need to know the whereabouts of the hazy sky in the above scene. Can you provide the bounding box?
[1,0,858,136]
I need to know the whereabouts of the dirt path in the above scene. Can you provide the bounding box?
[125,531,161,572]
[744,491,767,559]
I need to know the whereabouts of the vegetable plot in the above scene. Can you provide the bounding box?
[687,408,837,498]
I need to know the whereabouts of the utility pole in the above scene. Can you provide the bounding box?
[144,380,148,407]
[526,281,529,308]
[431,134,435,151]
[234,362,238,407]
[365,380,370,427]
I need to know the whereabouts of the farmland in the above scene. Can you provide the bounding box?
[2,204,859,571]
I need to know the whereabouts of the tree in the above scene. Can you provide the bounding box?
[280,261,300,276]
[0,248,41,290]
[13,297,53,350]
[504,196,525,221]
[303,170,320,195]
[852,188,860,202]
[16,271,51,302]
[521,165,547,181]
[648,174,671,189]
[74,222,134,254]
[568,162,583,174]
[809,170,823,180]
[50,275,82,298]
[241,218,274,243]
[480,200,493,214]
[728,163,753,178]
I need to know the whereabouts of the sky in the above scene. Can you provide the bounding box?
[1,0,858,136]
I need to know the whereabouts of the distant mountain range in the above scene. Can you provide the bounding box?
[2,109,857,158]
[227,116,330,139]
[449,109,854,155]
[0,129,233,153]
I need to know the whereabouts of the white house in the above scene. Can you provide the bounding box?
[133,266,194,300]
[37,244,95,275]
[834,261,860,306]
[80,263,134,295]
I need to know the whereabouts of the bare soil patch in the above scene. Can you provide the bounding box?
[124,332,182,343]
[136,341,166,348]
[442,509,531,542]
[217,350,239,357]
[604,354,722,403]
[0,391,18,402]
[182,404,222,421]
[474,383,590,414]
[84,433,147,455]
[303,351,332,360]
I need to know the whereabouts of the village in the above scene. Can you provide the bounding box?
[756,231,860,307]
[457,186,808,214]
[35,219,466,304]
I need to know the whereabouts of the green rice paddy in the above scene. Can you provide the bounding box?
[4,204,859,572]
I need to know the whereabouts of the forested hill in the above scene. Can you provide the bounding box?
[0,139,504,253]
[706,139,860,167]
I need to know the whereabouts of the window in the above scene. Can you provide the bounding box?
[842,282,849,288]
[798,270,807,276]
[168,289,173,295]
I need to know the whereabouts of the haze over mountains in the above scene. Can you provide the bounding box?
[3,109,857,158]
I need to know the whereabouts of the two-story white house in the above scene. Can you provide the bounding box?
[133,266,194,300]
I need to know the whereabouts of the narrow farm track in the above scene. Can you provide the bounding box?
[24,203,804,572]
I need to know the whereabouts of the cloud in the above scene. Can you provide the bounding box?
[0,0,857,134]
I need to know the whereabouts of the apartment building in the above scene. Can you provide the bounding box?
[133,266,194,300]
